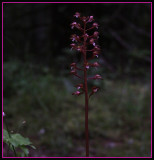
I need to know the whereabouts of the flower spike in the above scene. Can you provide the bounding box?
[70,12,102,157]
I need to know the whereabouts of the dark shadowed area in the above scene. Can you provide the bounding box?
[3,3,151,157]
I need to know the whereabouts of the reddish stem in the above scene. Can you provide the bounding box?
[86,26,94,31]
[83,22,89,157]
[73,74,83,79]
[76,66,84,71]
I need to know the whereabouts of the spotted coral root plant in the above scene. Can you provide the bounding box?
[70,12,102,157]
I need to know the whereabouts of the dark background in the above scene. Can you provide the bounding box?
[3,3,151,157]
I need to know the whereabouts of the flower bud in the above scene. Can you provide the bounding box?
[90,39,96,46]
[70,34,76,42]
[86,65,90,69]
[70,43,76,50]
[70,69,77,75]
[72,91,82,96]
[74,12,80,18]
[71,22,77,29]
[70,63,76,69]
[95,74,102,79]
[93,31,99,38]
[70,34,80,42]
[89,74,103,80]
[92,86,99,93]
[89,86,100,97]
[76,23,81,29]
[85,62,90,69]
[91,62,100,67]
[76,46,82,52]
[75,84,83,90]
[82,16,87,22]
[70,62,76,67]
[93,23,98,29]
[84,33,89,41]
[94,45,100,51]
[88,16,94,22]
[93,51,99,58]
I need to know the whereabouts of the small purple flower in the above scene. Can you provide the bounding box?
[93,51,99,58]
[70,34,80,42]
[93,31,99,39]
[84,33,89,41]
[82,16,87,22]
[90,39,96,46]
[77,46,81,51]
[75,84,84,90]
[74,12,80,18]
[71,22,77,29]
[86,65,90,69]
[88,16,94,22]
[94,45,100,51]
[70,43,76,50]
[93,23,99,29]
[95,74,102,79]
[70,69,77,75]
[72,91,81,96]
[92,62,100,67]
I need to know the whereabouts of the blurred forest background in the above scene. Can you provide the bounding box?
[3,3,151,157]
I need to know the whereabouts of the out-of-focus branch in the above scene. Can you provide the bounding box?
[109,29,133,50]
[118,16,151,38]
[99,56,116,72]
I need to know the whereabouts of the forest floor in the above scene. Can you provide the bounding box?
[3,61,151,157]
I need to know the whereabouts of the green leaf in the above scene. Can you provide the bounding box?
[3,129,9,141]
[3,129,10,145]
[30,145,36,149]
[20,146,29,157]
[3,129,36,156]
[10,133,32,147]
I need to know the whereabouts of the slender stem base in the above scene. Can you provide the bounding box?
[83,22,89,157]
[84,69,89,157]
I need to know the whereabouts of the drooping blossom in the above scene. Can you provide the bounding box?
[75,84,84,90]
[89,86,100,97]
[70,69,77,75]
[74,12,80,18]
[89,74,103,80]
[72,91,82,96]
[93,31,99,39]
[70,34,80,42]
[91,62,100,67]
[88,16,94,22]
[93,51,99,58]
[93,23,99,29]
[70,43,76,50]
[89,39,95,46]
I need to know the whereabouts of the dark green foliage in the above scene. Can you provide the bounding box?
[3,61,151,157]
[3,129,35,157]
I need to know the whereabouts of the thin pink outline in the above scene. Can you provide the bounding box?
[2,1,152,158]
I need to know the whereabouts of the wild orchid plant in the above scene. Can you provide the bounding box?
[70,12,102,157]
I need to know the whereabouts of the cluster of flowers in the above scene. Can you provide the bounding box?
[70,12,103,97]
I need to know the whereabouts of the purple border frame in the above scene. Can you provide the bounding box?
[2,1,152,158]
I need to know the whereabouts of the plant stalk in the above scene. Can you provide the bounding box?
[83,22,89,157]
